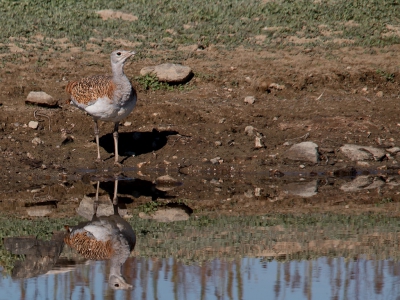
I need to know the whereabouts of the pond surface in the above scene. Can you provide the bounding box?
[1,169,400,300]
[1,257,400,300]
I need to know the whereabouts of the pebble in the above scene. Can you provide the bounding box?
[31,137,43,145]
[255,136,264,148]
[215,141,222,146]
[376,91,383,97]
[123,121,132,126]
[244,125,254,136]
[244,96,256,104]
[210,157,221,164]
[28,121,39,129]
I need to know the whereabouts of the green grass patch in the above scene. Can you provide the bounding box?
[0,0,399,49]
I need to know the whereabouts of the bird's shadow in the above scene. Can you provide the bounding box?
[99,128,179,161]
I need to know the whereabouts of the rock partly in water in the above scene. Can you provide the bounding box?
[284,141,319,163]
[76,195,128,220]
[140,63,193,84]
[282,180,319,197]
[340,144,386,161]
[340,176,385,192]
[26,91,58,108]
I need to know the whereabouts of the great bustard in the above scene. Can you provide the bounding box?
[65,50,137,164]
[64,180,136,289]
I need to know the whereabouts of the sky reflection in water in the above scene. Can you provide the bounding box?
[1,256,400,300]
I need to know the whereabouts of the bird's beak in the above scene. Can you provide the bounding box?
[129,51,136,56]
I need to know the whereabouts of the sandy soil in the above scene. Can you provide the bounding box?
[2,42,400,217]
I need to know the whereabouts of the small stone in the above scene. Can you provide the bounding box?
[219,118,226,124]
[28,121,39,129]
[123,121,132,126]
[244,96,256,104]
[244,126,255,136]
[210,157,221,164]
[255,136,264,148]
[26,91,58,107]
[299,164,305,169]
[215,141,222,146]
[376,91,383,97]
[31,137,43,145]
[269,83,285,90]
[361,86,368,93]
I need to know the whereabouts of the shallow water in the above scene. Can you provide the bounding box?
[1,170,400,299]
[1,257,400,300]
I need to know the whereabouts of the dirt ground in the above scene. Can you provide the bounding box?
[2,42,400,217]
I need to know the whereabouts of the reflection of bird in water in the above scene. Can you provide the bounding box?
[64,180,136,289]
[65,50,137,164]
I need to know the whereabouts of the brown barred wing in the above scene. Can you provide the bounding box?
[65,75,116,105]
[64,231,114,260]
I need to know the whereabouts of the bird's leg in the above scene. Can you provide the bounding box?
[113,122,119,164]
[92,181,100,221]
[113,179,118,206]
[93,120,101,161]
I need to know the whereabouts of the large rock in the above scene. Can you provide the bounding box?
[76,195,127,220]
[26,91,58,107]
[340,144,386,161]
[140,63,193,84]
[284,141,319,163]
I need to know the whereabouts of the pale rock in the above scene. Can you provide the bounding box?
[28,121,39,129]
[32,137,43,145]
[340,144,386,161]
[140,63,193,84]
[210,157,221,164]
[387,147,400,154]
[244,125,255,136]
[255,136,264,148]
[244,96,256,104]
[139,207,190,222]
[376,91,383,97]
[26,205,55,217]
[76,195,127,220]
[284,141,319,163]
[26,91,58,107]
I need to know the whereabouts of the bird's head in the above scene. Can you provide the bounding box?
[110,50,136,66]
[109,274,133,290]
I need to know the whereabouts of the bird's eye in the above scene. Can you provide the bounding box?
[114,284,120,287]
[116,52,121,56]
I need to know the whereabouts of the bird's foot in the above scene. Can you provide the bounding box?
[113,161,122,168]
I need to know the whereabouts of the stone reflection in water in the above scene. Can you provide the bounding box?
[64,179,136,290]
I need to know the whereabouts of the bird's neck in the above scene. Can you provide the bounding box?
[112,64,129,83]
[109,237,131,276]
